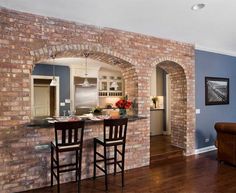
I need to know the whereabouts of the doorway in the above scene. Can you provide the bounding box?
[34,84,51,117]
[31,75,60,118]
[150,64,184,164]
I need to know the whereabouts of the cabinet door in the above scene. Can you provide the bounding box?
[150,110,163,136]
[100,81,108,91]
[109,82,116,91]
[117,82,122,91]
[99,75,108,91]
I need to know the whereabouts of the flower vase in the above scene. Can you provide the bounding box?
[119,109,127,117]
[154,102,156,109]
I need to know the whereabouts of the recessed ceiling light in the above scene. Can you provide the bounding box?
[191,3,206,11]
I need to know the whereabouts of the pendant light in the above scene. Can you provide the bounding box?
[82,53,90,87]
[50,54,57,86]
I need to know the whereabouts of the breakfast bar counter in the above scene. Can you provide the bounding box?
[17,116,149,189]
[26,115,147,128]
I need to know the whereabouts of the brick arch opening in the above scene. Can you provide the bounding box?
[151,59,195,154]
[157,61,187,149]
[30,44,139,67]
[30,44,139,114]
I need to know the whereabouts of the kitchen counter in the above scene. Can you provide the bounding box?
[17,114,149,183]
[26,115,147,129]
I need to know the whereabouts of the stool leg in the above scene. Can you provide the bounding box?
[114,145,117,175]
[76,150,78,182]
[93,140,96,180]
[104,145,108,191]
[56,151,60,193]
[51,145,54,187]
[78,149,82,192]
[121,145,125,187]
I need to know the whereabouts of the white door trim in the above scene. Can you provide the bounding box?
[31,75,60,118]
[165,74,171,135]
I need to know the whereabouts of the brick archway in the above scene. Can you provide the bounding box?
[150,58,195,155]
[30,46,195,155]
[29,43,140,114]
[29,43,139,67]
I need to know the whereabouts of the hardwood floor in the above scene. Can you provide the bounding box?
[150,135,183,164]
[20,151,236,193]
[150,135,182,155]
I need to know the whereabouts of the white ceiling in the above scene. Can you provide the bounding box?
[1,0,236,56]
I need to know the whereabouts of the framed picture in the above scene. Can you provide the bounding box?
[205,77,229,105]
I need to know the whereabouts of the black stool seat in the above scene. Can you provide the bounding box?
[51,120,85,193]
[95,137,124,145]
[93,118,128,191]
[52,141,81,151]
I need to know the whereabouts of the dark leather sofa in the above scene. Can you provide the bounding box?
[215,122,236,165]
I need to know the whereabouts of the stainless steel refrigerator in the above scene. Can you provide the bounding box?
[74,77,98,114]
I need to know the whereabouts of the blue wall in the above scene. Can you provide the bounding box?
[32,64,70,116]
[195,50,236,148]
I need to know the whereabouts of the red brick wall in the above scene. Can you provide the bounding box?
[0,7,195,192]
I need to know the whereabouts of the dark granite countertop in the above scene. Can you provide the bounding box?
[25,115,147,129]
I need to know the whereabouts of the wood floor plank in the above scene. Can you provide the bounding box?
[150,135,181,156]
[19,151,236,193]
[150,135,183,164]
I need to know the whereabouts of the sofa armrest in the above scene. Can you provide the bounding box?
[215,122,236,135]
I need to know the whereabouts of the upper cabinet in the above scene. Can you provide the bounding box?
[99,72,123,97]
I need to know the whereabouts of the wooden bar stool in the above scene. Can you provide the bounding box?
[51,120,85,193]
[93,118,128,191]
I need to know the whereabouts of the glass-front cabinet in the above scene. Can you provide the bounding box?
[99,75,123,97]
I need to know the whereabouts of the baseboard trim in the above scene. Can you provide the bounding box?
[195,145,217,155]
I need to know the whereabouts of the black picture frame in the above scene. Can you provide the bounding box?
[205,77,229,105]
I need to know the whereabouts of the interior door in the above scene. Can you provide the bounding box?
[33,85,50,117]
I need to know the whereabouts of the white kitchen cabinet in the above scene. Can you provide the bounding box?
[99,74,123,97]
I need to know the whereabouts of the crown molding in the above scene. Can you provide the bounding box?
[196,45,236,58]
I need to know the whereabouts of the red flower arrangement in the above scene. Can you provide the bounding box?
[115,98,132,109]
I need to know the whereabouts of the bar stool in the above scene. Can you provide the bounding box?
[51,120,85,193]
[93,118,128,191]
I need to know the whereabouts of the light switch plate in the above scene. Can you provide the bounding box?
[60,102,65,106]
[196,109,200,114]
[65,99,71,103]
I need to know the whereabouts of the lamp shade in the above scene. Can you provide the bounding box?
[82,78,90,87]
[50,64,57,86]
[50,77,57,86]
